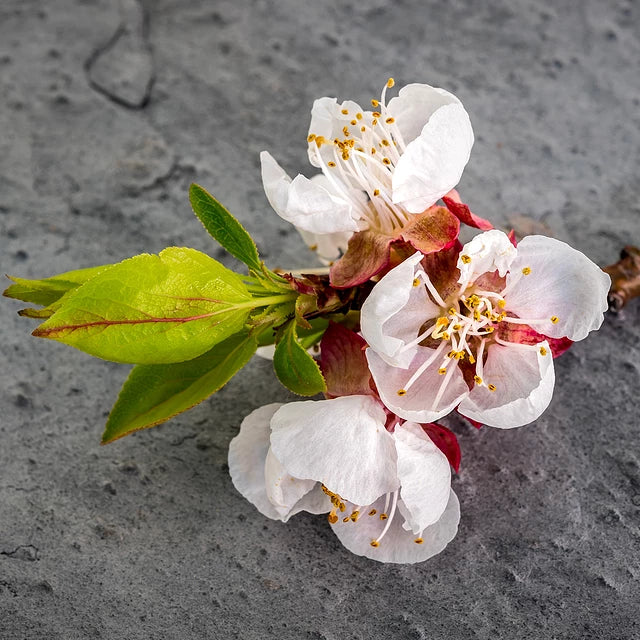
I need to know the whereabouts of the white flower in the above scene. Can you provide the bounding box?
[260,80,474,239]
[361,230,611,428]
[228,396,460,564]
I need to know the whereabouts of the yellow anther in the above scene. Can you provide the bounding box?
[379,513,388,521]
[397,389,407,396]
[461,254,472,264]
[372,118,378,126]
[447,350,457,359]
[360,126,366,132]
[342,516,350,523]
[342,151,350,161]
[539,346,548,356]
[414,538,424,545]
[371,99,379,107]
[315,135,326,147]
[307,133,316,142]
[372,111,382,118]
[498,299,506,308]
[328,511,338,524]
[474,310,481,322]
[438,368,447,375]
[373,189,381,197]
[370,540,380,547]
[350,511,360,522]
[412,277,420,287]
[309,244,318,251]
[356,112,363,120]
[341,108,349,115]
[371,147,376,154]
[550,316,559,324]
[474,375,483,385]
[387,77,395,88]
[448,307,457,316]
[453,324,462,330]
[382,157,391,166]
[468,354,476,364]
[339,502,346,512]
[381,139,390,146]
[436,317,449,326]
[385,117,395,124]
[350,119,357,125]
[368,509,377,516]
[488,384,497,392]
[522,266,532,275]
[327,161,336,168]
[442,332,450,340]
[486,326,495,333]
[455,351,466,360]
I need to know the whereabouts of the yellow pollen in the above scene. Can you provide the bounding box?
[397,389,407,396]
[379,513,388,521]
[382,157,391,165]
[387,77,395,88]
[381,139,390,146]
[368,509,377,516]
[309,244,318,251]
[461,254,472,264]
[307,133,316,142]
[550,316,559,324]
[328,511,338,524]
[436,316,449,326]
[455,351,466,360]
[342,126,350,137]
[453,323,462,330]
[341,108,349,115]
[498,299,506,308]
[315,135,326,147]
[447,350,457,359]
[342,516,350,523]
[448,307,457,316]
[327,161,336,168]
[350,511,360,522]
[474,375,483,385]
[360,126,366,132]
[370,540,380,547]
[474,310,481,322]
[412,277,420,287]
[438,368,447,375]
[539,346,548,356]
[442,332,450,340]
[339,502,346,512]
[372,118,378,126]
[385,117,395,124]
[350,119,357,125]
[371,99,379,107]
[371,147,376,154]
[488,384,497,392]
[468,354,476,364]
[356,112,363,120]
[372,111,382,118]
[486,326,495,333]
[414,538,424,545]
[522,266,532,275]
[373,189,381,197]
[342,151,350,160]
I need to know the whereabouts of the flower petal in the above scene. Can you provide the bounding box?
[228,403,284,521]
[458,340,555,428]
[330,491,460,564]
[367,347,469,423]
[296,227,351,263]
[270,396,399,506]
[260,151,358,234]
[505,235,610,341]
[442,191,493,230]
[392,102,474,214]
[264,448,319,521]
[360,253,438,367]
[394,421,452,534]
[457,229,517,286]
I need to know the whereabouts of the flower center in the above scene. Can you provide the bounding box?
[307,79,413,236]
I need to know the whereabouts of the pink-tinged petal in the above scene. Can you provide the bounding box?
[330,491,460,564]
[260,151,358,234]
[505,235,610,341]
[457,229,517,285]
[458,340,555,429]
[507,229,518,247]
[228,403,284,521]
[270,396,399,506]
[442,195,493,231]
[392,103,474,214]
[329,230,394,288]
[422,240,463,302]
[367,347,469,424]
[264,448,319,521]
[400,206,460,255]
[497,322,573,358]
[387,83,462,146]
[394,421,452,533]
[360,253,438,368]
[421,423,462,473]
[320,322,373,398]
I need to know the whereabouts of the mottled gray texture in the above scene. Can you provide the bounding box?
[1,0,639,638]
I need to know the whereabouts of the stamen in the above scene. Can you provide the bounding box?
[461,254,472,264]
[307,133,316,142]
[341,108,349,115]
[550,316,559,324]
[522,267,531,275]
[414,538,424,544]
[368,509,377,516]
[387,77,395,88]
[474,375,483,385]
[488,384,497,392]
[371,490,398,547]
[539,346,548,356]
[371,99,379,107]
[396,389,407,396]
[438,367,447,375]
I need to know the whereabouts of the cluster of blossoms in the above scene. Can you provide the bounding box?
[230,80,611,563]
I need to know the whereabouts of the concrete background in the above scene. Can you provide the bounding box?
[1,0,639,638]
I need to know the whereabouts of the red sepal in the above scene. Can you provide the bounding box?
[442,190,493,231]
[421,423,462,473]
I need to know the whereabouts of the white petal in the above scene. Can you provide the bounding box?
[228,403,284,521]
[255,344,276,360]
[392,102,474,213]
[457,229,516,286]
[260,151,358,234]
[505,235,610,341]
[264,448,318,522]
[394,422,451,533]
[387,83,462,145]
[367,348,469,423]
[270,396,399,506]
[360,253,438,367]
[330,491,460,564]
[458,341,555,428]
[296,227,351,263]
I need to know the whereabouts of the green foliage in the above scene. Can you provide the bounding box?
[102,331,257,443]
[32,247,255,364]
[273,321,326,396]
[189,183,262,273]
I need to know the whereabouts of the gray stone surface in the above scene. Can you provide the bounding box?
[1,0,639,638]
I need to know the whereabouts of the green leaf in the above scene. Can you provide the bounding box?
[297,317,329,349]
[273,321,326,396]
[4,264,114,307]
[189,183,262,272]
[102,331,258,443]
[32,247,255,364]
